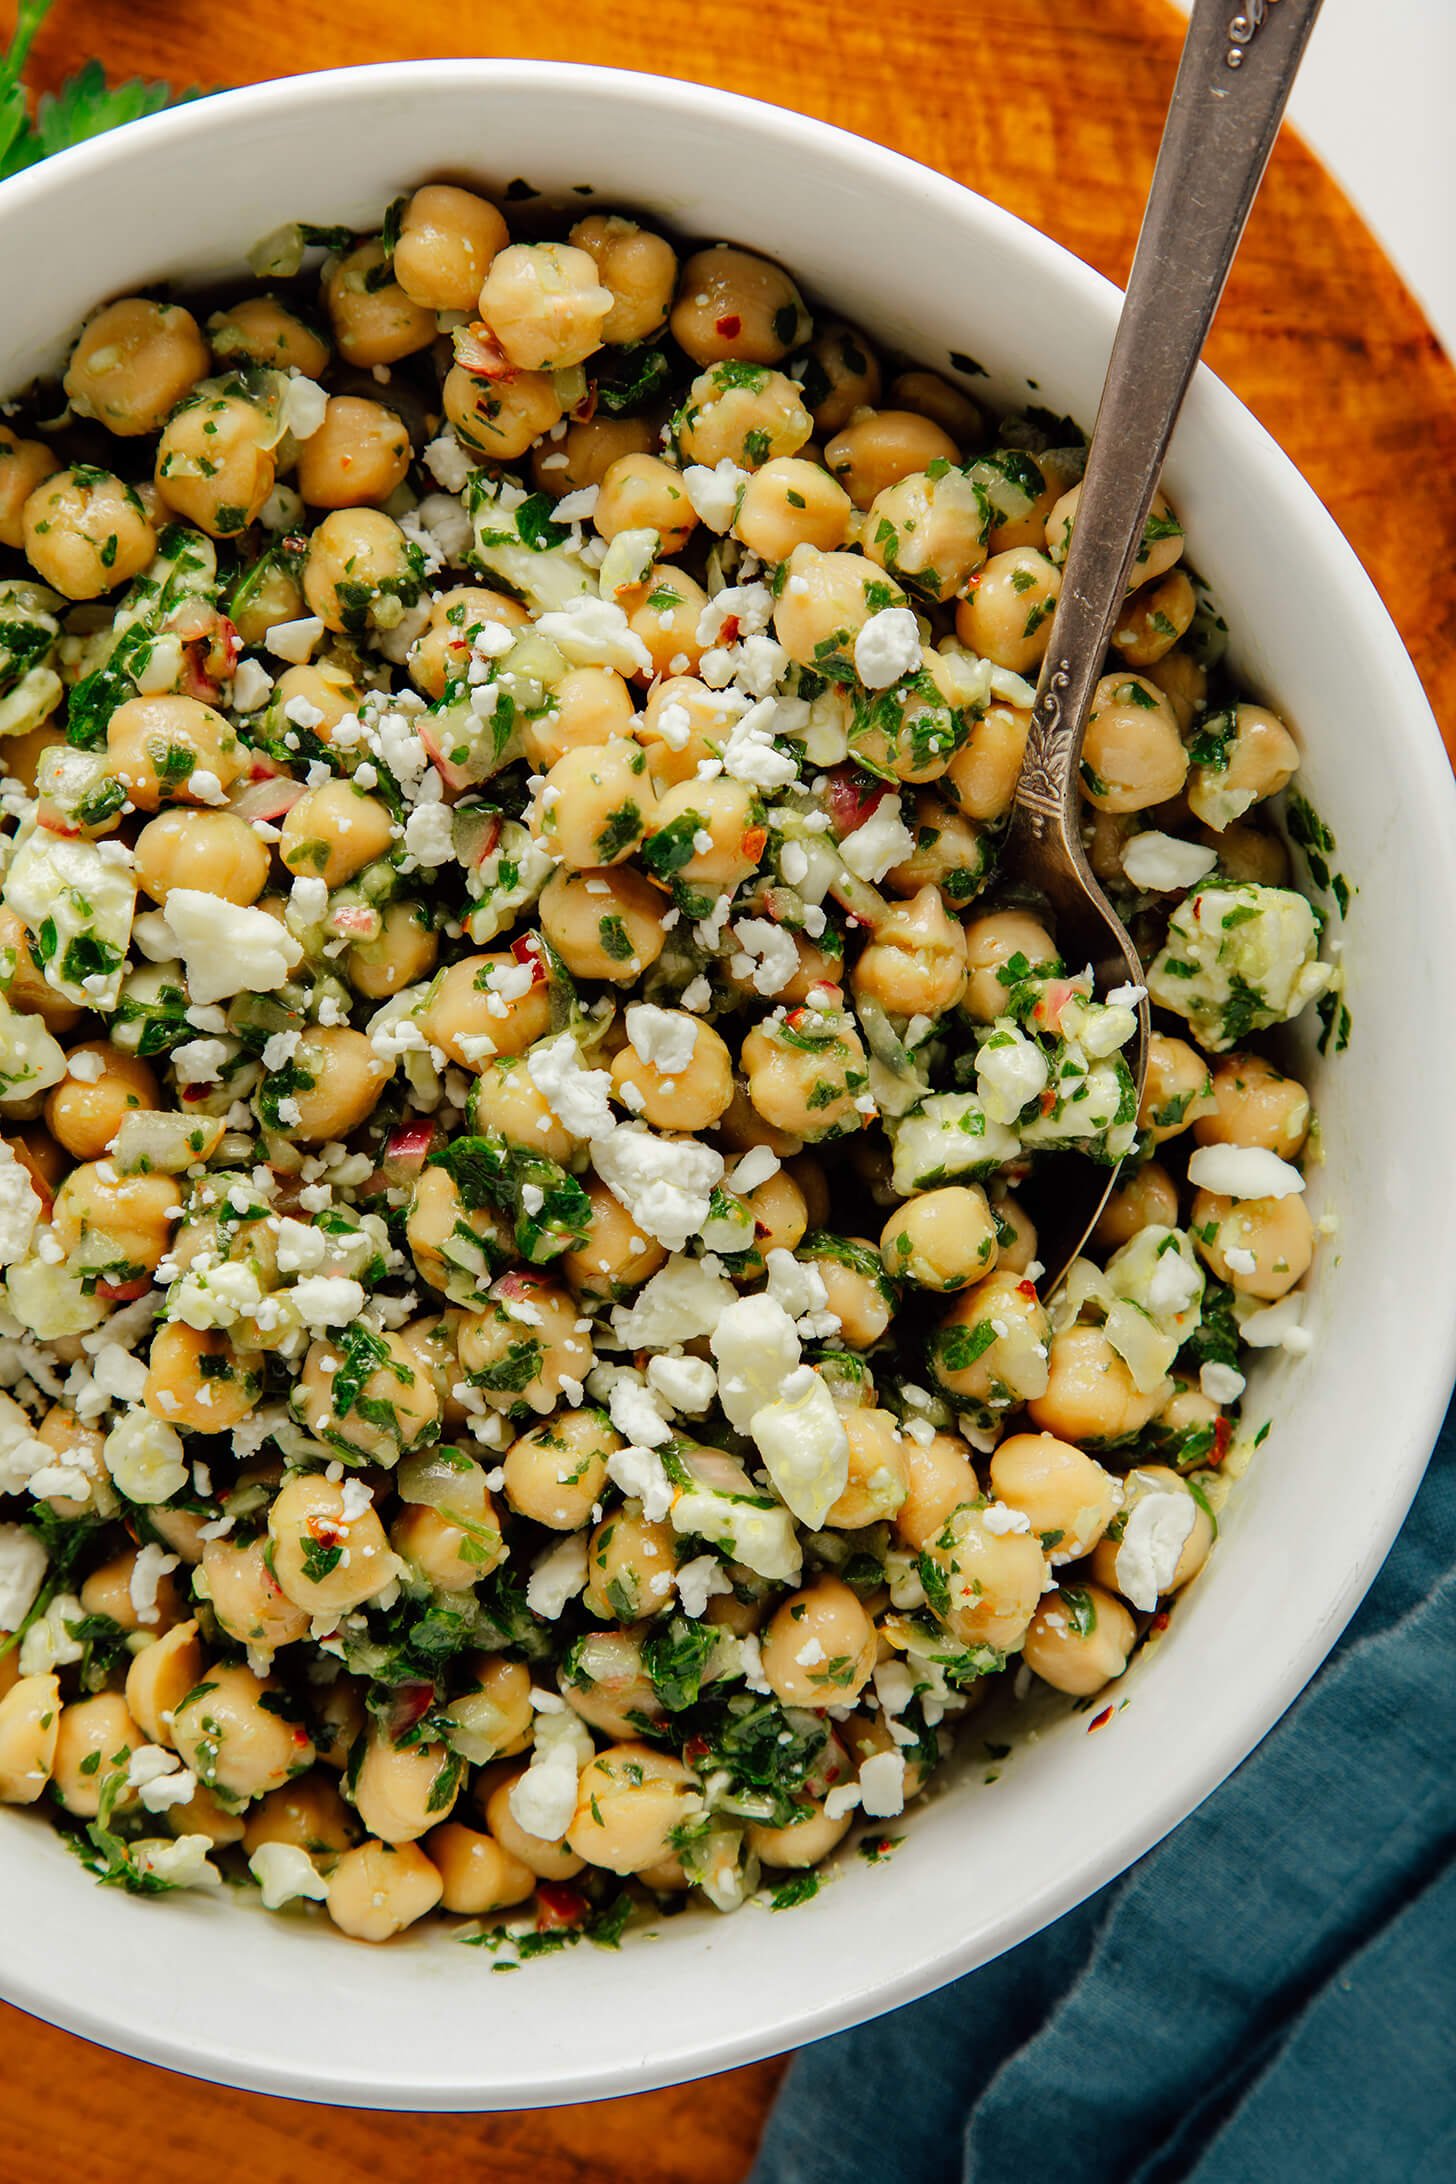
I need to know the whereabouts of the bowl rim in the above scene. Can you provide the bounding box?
[3,53,1456,2112]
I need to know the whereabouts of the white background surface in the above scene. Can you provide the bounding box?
[1173,0,1454,354]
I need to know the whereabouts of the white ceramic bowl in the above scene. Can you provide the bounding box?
[3,59,1454,2112]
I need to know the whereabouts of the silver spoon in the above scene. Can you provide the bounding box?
[1007,0,1325,1286]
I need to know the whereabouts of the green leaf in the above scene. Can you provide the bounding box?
[642,1615,718,1713]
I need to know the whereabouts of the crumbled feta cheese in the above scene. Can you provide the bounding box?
[292,1275,367,1328]
[526,1032,615,1140]
[675,1552,732,1619]
[726,1145,779,1197]
[823,1782,862,1821]
[681,459,747,531]
[534,595,652,676]
[249,1839,330,1909]
[509,1709,592,1840]
[403,802,456,869]
[981,1500,1033,1535]
[711,1293,801,1430]
[1238,1293,1312,1352]
[0,1142,42,1267]
[625,1003,698,1078]
[589,1124,724,1252]
[975,1030,1050,1125]
[102,1412,187,1505]
[645,1352,717,1415]
[721,698,798,790]
[839,795,916,883]
[423,433,473,493]
[1200,1360,1247,1404]
[0,1523,48,1630]
[729,917,799,997]
[610,1254,737,1350]
[1187,1144,1305,1201]
[525,1531,588,1620]
[607,1376,673,1450]
[162,889,303,1005]
[853,606,921,689]
[230,658,275,713]
[858,1749,907,1818]
[264,615,325,664]
[1115,1491,1197,1611]
[1120,830,1219,894]
[605,1440,674,1522]
[749,1366,849,1530]
[129,1835,221,1890]
[18,1589,84,1674]
[128,1542,180,1626]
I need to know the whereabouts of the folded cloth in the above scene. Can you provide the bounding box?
[750,1395,1456,2184]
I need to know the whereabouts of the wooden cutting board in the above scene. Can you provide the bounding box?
[1,1,1453,2177]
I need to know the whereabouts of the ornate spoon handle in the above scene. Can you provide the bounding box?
[1012,0,1325,883]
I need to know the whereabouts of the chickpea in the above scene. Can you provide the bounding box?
[483,1769,586,1880]
[172,1661,314,1803]
[442,363,565,463]
[311,1676,366,1775]
[393,183,508,312]
[592,453,696,551]
[895,1430,979,1551]
[880,1183,998,1292]
[803,1238,893,1347]
[533,416,656,502]
[611,1011,733,1131]
[294,396,410,509]
[458,1275,592,1418]
[439,1653,534,1765]
[884,790,987,905]
[395,1313,471,1426]
[538,866,667,985]
[728,456,850,560]
[268,660,364,739]
[44,1044,157,1162]
[961,907,1058,1022]
[1195,1052,1310,1159]
[326,1838,443,1940]
[63,297,208,437]
[1047,482,1184,585]
[109,691,247,812]
[347,899,439,1000]
[25,1403,108,1522]
[560,1173,668,1300]
[1187,702,1300,831]
[208,295,330,377]
[852,886,968,1017]
[1139,1034,1216,1146]
[152,393,274,537]
[392,1475,505,1595]
[737,1167,809,1265]
[409,584,529,702]
[1200,818,1290,887]
[1191,1187,1314,1301]
[989,1431,1121,1563]
[582,1501,677,1622]
[242,1771,358,1857]
[647,775,763,895]
[717,1079,804,1158]
[1114,568,1196,667]
[635,676,738,787]
[0,429,58,548]
[427,1821,535,1916]
[773,543,904,669]
[0,1674,61,1803]
[145,1507,211,1567]
[267,1473,399,1615]
[670,246,810,367]
[279,778,395,890]
[1029,1324,1166,1443]
[165,1780,246,1846]
[825,410,959,511]
[955,548,1061,675]
[133,809,269,910]
[420,951,552,1068]
[202,1533,310,1653]
[570,1742,699,1875]
[1094,1160,1180,1252]
[0,909,79,1034]
[760,1577,876,1707]
[741,1002,870,1145]
[324,238,436,366]
[353,1730,461,1845]
[818,1408,905,1528]
[674,363,811,471]
[22,467,155,598]
[125,1620,204,1747]
[522,665,635,770]
[533,736,657,869]
[1091,1464,1214,1601]
[747,1797,853,1871]
[888,369,983,445]
[281,1027,388,1144]
[559,1629,664,1740]
[621,563,707,680]
[51,1693,142,1817]
[296,1328,440,1464]
[1145,646,1207,732]
[51,1162,180,1275]
[865,466,988,602]
[479,241,612,370]
[566,213,677,345]
[775,929,852,1007]
[302,507,421,636]
[144,1322,258,1433]
[945,703,1031,824]
[798,320,882,435]
[931,1268,1052,1411]
[1023,1582,1137,1696]
[920,1501,1047,1652]
[468,1056,573,1163]
[1079,674,1189,813]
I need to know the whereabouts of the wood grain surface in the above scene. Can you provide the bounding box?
[1,0,1453,2175]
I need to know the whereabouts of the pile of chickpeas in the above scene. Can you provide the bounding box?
[0,180,1322,1946]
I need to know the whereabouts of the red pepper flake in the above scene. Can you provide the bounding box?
[1151,1610,1171,1633]
[683,1735,710,1766]
[1210,1416,1232,1466]
[535,1882,588,1930]
[718,613,741,644]
[1087,1705,1114,1733]
[741,824,768,861]
[510,934,549,983]
[1016,1279,1039,1301]
[715,313,742,339]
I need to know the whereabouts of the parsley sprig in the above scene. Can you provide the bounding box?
[0,1,189,185]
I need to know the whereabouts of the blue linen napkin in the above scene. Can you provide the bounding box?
[750,1397,1456,2184]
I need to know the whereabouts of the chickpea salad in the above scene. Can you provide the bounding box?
[0,184,1343,1949]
